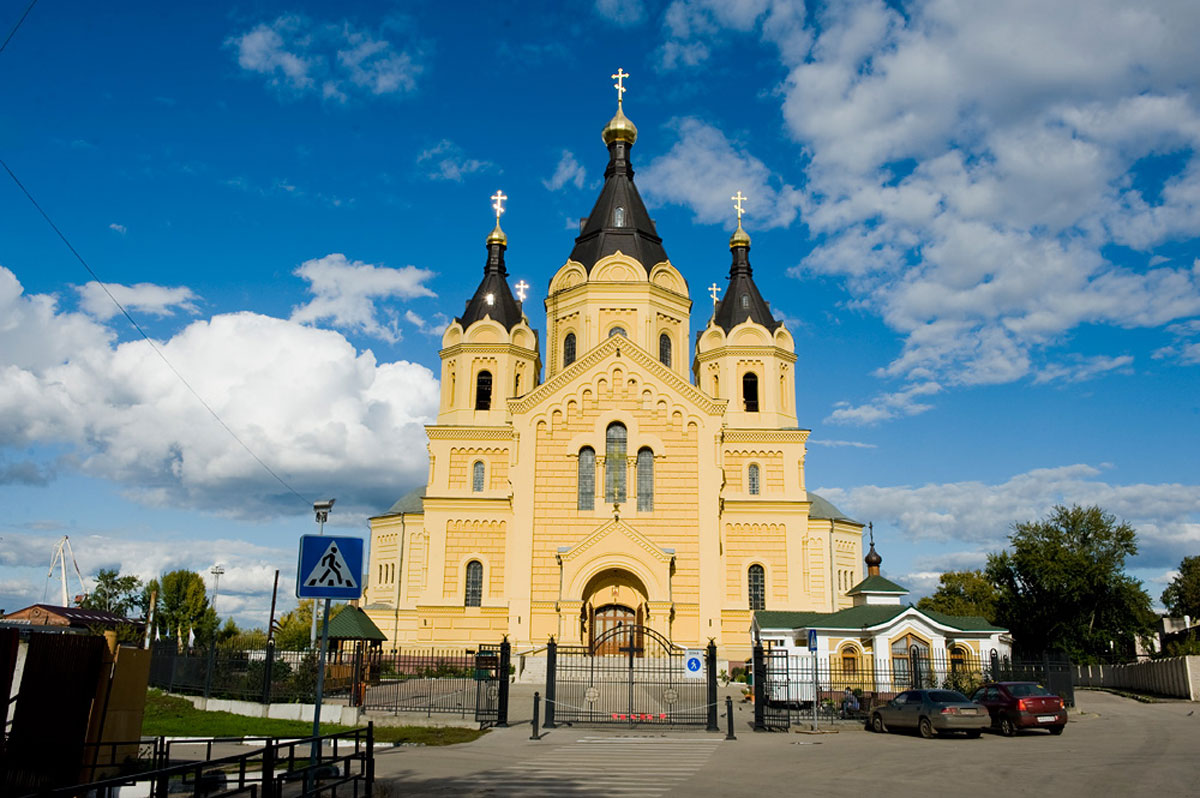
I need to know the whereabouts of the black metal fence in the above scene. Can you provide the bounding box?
[544,627,719,728]
[363,641,510,726]
[752,645,1074,731]
[13,726,374,798]
[149,639,511,727]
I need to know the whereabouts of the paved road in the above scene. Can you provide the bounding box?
[372,690,1199,797]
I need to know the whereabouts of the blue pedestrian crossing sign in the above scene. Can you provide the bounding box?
[296,535,363,599]
[807,628,818,652]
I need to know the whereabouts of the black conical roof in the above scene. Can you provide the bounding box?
[712,241,781,333]
[457,237,523,330]
[568,138,668,272]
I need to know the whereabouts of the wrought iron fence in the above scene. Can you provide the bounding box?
[752,646,1074,731]
[363,642,510,725]
[148,643,329,704]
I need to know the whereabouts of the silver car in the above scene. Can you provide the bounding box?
[870,688,989,738]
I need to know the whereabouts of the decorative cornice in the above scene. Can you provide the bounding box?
[722,500,812,513]
[510,333,726,416]
[694,345,798,364]
[420,497,512,512]
[723,428,810,443]
[426,426,514,441]
[439,341,539,358]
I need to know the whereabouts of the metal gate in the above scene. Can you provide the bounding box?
[753,643,791,731]
[361,639,509,726]
[545,627,717,728]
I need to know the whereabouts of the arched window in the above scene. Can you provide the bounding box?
[608,326,626,338]
[613,206,626,226]
[464,560,483,607]
[636,447,654,512]
[742,372,759,412]
[605,422,627,504]
[748,564,765,611]
[577,447,595,511]
[475,370,492,410]
[563,332,576,367]
[472,461,485,492]
[840,645,860,676]
[950,645,968,673]
[748,463,760,495]
[741,293,750,309]
[658,333,672,367]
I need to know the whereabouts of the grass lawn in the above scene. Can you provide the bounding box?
[143,690,486,746]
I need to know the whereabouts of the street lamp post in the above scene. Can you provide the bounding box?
[210,565,225,616]
[310,499,335,648]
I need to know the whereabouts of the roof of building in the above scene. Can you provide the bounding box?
[568,131,669,273]
[754,605,1006,634]
[711,236,781,334]
[846,574,908,595]
[383,487,425,516]
[327,606,387,641]
[457,235,524,331]
[2,603,137,627]
[806,491,860,524]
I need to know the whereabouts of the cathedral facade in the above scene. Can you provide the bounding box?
[363,83,865,663]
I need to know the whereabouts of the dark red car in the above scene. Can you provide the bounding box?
[970,682,1068,736]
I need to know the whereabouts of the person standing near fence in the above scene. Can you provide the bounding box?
[841,687,859,718]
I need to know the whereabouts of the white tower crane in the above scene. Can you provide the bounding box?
[47,535,87,607]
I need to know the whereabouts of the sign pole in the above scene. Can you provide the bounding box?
[309,598,332,784]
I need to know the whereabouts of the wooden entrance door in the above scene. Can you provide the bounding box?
[592,604,635,655]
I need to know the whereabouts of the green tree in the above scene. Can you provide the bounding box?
[80,568,143,617]
[1161,556,1200,620]
[155,569,209,650]
[273,600,348,650]
[916,570,999,622]
[986,505,1154,662]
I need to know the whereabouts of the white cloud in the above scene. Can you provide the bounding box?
[108,223,127,235]
[640,117,802,230]
[1153,317,1200,365]
[1033,354,1134,384]
[657,1,1200,421]
[290,253,436,342]
[0,266,440,522]
[417,140,493,182]
[543,150,587,191]
[404,309,450,337]
[76,281,200,321]
[595,0,645,27]
[226,15,422,103]
[826,381,941,425]
[807,439,878,449]
[819,463,1200,568]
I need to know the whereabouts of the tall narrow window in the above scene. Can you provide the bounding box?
[748,564,765,611]
[563,333,576,367]
[514,372,521,396]
[742,372,759,412]
[741,293,750,309]
[613,206,626,226]
[577,447,596,510]
[748,463,760,495]
[658,333,672,367]
[636,448,654,512]
[605,422,627,504]
[464,560,483,607]
[475,370,492,410]
[472,461,485,492]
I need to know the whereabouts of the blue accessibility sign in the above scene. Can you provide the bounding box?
[296,535,364,599]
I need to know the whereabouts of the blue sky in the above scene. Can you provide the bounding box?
[1,0,1198,629]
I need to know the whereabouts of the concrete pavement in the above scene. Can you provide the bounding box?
[371,690,1200,797]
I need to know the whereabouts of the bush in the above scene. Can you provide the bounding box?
[730,666,747,683]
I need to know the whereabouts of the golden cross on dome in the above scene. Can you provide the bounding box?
[708,282,721,305]
[732,191,747,221]
[515,279,529,302]
[491,190,507,221]
[612,68,629,106]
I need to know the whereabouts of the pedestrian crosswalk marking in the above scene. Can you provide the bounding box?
[303,540,358,588]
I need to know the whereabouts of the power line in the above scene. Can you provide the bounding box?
[0,0,38,57]
[0,157,312,509]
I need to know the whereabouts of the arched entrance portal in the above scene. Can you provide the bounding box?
[580,568,649,653]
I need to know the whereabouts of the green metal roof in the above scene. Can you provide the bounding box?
[754,605,1007,634]
[846,574,908,595]
[327,606,387,640]
[806,491,860,524]
[383,486,425,516]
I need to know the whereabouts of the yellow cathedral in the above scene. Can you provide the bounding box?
[363,75,865,665]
